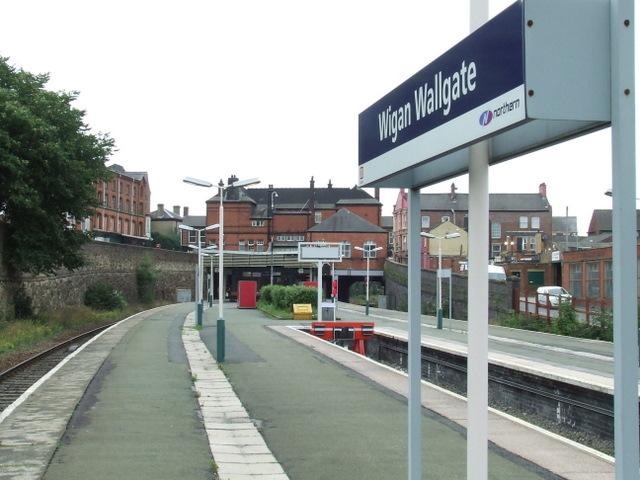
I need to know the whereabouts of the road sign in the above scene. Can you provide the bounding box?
[438,268,452,279]
[358,0,610,189]
[297,242,343,262]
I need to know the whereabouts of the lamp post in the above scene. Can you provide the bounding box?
[183,175,260,362]
[354,244,384,315]
[270,191,278,285]
[179,223,219,326]
[421,231,461,329]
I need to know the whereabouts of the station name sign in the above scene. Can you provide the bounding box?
[358,2,525,186]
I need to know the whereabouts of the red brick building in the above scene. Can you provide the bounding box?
[393,183,552,266]
[202,176,383,299]
[92,164,150,243]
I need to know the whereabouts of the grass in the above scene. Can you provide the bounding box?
[0,302,165,359]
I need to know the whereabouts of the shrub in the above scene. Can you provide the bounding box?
[260,285,316,310]
[13,285,33,319]
[84,282,127,310]
[260,285,274,304]
[554,303,579,336]
[136,256,157,304]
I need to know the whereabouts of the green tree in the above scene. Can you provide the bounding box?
[152,231,182,250]
[0,57,113,274]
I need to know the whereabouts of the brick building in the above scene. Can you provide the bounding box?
[92,164,150,243]
[393,182,552,265]
[202,176,383,299]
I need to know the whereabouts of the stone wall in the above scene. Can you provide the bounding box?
[384,259,517,321]
[1,242,196,316]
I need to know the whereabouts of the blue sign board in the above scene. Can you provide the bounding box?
[358,0,612,189]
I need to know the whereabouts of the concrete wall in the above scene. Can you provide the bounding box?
[384,259,517,321]
[1,241,196,316]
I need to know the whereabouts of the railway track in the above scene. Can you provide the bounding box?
[0,322,116,412]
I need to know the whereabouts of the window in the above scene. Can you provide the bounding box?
[251,220,265,227]
[529,237,536,252]
[248,240,255,252]
[491,222,501,239]
[238,240,246,251]
[315,211,322,223]
[517,237,528,252]
[363,241,378,258]
[519,216,528,228]
[341,242,352,258]
[421,215,430,229]
[604,261,613,298]
[189,230,196,244]
[441,215,450,223]
[257,240,264,252]
[570,263,583,298]
[587,262,600,298]
[531,216,540,229]
[491,243,502,257]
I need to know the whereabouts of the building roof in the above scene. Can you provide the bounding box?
[588,209,640,234]
[207,186,376,209]
[183,215,206,228]
[381,216,393,229]
[149,207,182,221]
[108,164,148,182]
[308,208,386,233]
[420,193,550,212]
[552,216,578,234]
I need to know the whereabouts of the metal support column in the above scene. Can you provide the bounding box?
[407,187,421,480]
[611,0,639,477]
[468,3,489,479]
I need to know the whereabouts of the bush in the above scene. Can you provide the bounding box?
[136,256,157,304]
[13,285,33,319]
[260,285,316,310]
[554,303,579,336]
[84,282,126,310]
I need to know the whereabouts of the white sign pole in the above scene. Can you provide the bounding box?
[468,1,489,479]
[408,188,421,480]
[611,0,639,477]
[317,261,322,320]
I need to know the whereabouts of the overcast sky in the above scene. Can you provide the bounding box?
[0,0,633,234]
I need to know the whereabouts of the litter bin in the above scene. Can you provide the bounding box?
[321,301,335,321]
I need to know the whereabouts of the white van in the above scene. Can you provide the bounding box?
[460,262,507,281]
[537,286,572,306]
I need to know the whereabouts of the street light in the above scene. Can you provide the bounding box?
[180,223,219,326]
[354,243,384,315]
[183,175,260,362]
[270,191,278,285]
[421,231,461,329]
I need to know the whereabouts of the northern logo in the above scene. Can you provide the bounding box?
[479,110,493,126]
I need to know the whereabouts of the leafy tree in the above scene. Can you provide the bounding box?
[152,231,182,251]
[0,57,113,274]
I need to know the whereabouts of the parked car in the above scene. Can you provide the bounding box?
[536,286,572,306]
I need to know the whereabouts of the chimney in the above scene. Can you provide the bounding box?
[309,176,316,228]
[310,176,315,190]
[157,203,164,212]
[328,179,332,189]
[183,206,189,217]
[449,182,458,202]
[374,187,380,200]
[539,182,547,198]
[228,174,239,186]
[173,205,180,215]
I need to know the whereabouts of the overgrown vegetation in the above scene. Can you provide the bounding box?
[257,285,317,319]
[0,303,147,357]
[497,304,615,341]
[84,282,127,310]
[349,281,384,306]
[151,231,182,251]
[136,256,157,304]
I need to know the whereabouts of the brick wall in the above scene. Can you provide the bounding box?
[0,242,196,316]
[308,231,388,272]
[384,259,516,320]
